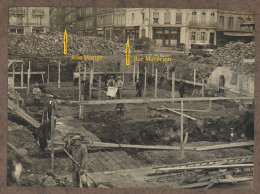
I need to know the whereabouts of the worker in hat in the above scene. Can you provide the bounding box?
[71,135,88,188]
[116,75,124,99]
[47,94,57,119]
[33,83,41,106]
[107,75,116,87]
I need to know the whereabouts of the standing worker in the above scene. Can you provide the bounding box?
[73,71,80,86]
[106,76,117,99]
[179,80,185,98]
[71,135,88,188]
[136,79,143,97]
[47,94,57,119]
[33,83,41,106]
[116,76,123,99]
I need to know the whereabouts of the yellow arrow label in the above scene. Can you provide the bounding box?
[64,29,68,55]
[125,40,130,66]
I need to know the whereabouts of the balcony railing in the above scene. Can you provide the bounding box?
[188,20,217,28]
[9,7,26,14]
[32,9,44,16]
[217,24,254,32]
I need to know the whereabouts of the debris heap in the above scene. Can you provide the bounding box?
[8,32,127,57]
[206,42,255,73]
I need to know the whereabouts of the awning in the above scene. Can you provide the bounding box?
[223,32,254,37]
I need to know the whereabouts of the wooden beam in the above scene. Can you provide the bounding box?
[8,72,46,75]
[70,96,254,105]
[155,69,158,98]
[184,132,189,144]
[137,63,139,80]
[58,61,61,88]
[84,63,87,81]
[90,142,195,150]
[21,63,23,88]
[195,141,254,151]
[157,164,253,172]
[193,66,196,86]
[98,75,101,100]
[172,71,175,99]
[162,106,197,121]
[166,64,169,81]
[78,63,81,101]
[133,61,135,86]
[51,108,55,172]
[202,79,205,97]
[180,100,185,158]
[47,63,49,84]
[27,61,30,94]
[144,66,147,97]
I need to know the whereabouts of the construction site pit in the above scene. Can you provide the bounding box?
[7,77,254,189]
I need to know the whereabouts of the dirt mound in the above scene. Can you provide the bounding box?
[8,128,40,156]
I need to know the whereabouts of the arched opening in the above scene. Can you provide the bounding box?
[219,75,225,87]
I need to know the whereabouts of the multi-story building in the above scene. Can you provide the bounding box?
[96,8,114,40]
[216,10,255,45]
[185,9,218,48]
[62,7,78,34]
[9,7,50,34]
[77,8,97,36]
[50,7,64,32]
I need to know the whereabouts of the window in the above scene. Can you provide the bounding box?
[201,32,206,42]
[164,12,170,24]
[17,16,23,25]
[210,12,215,23]
[219,16,224,28]
[191,32,196,41]
[153,12,159,24]
[192,11,197,22]
[201,12,206,24]
[35,16,41,25]
[131,13,134,25]
[228,17,233,29]
[176,12,182,24]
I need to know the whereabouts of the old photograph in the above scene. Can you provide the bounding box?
[7,7,254,189]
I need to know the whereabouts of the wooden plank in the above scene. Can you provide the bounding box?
[172,71,175,99]
[8,99,41,128]
[162,106,197,121]
[157,164,253,172]
[180,181,211,189]
[195,141,254,151]
[91,142,195,150]
[8,72,45,75]
[144,66,147,97]
[155,69,158,98]
[70,96,254,105]
[218,177,253,183]
[133,61,135,86]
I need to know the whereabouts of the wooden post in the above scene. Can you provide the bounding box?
[12,63,15,88]
[133,61,136,86]
[202,79,205,97]
[42,74,44,84]
[155,69,158,98]
[152,63,154,76]
[144,66,147,97]
[208,100,212,111]
[84,63,87,81]
[193,65,196,86]
[144,104,147,118]
[123,73,125,83]
[51,108,55,172]
[58,61,61,88]
[172,71,175,99]
[166,64,169,81]
[79,105,83,119]
[98,75,101,100]
[137,63,139,80]
[47,63,50,85]
[184,132,189,144]
[21,63,23,88]
[27,61,31,94]
[78,63,81,101]
[90,62,94,99]
[180,100,185,158]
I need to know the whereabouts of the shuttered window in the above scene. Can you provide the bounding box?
[176,12,182,24]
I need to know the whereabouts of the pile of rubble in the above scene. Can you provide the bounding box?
[8,32,127,57]
[205,41,255,73]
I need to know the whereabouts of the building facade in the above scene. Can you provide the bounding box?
[216,10,255,45]
[9,7,50,34]
[77,8,97,36]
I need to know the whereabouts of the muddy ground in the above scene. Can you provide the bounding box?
[7,80,254,187]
